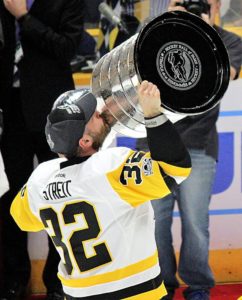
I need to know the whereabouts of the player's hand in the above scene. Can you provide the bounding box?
[201,13,211,25]
[168,0,187,12]
[137,81,163,118]
[3,0,28,19]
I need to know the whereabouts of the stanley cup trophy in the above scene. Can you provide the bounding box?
[91,11,230,138]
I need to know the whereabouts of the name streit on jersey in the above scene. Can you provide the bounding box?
[43,180,72,201]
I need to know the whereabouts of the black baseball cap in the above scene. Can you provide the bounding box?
[45,89,97,157]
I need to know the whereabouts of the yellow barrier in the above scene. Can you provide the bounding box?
[223,26,242,38]
[73,72,92,86]
[86,28,100,38]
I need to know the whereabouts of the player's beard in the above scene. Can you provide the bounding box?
[91,111,111,151]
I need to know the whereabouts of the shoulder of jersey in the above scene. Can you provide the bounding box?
[89,147,131,172]
[29,157,66,184]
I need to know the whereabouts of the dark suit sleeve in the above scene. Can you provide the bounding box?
[0,16,4,49]
[0,3,15,109]
[18,0,85,62]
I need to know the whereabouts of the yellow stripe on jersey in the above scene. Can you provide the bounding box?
[58,251,159,287]
[123,281,167,300]
[10,186,44,232]
[107,150,179,207]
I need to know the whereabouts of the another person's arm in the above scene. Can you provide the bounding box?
[220,31,242,80]
[3,0,85,62]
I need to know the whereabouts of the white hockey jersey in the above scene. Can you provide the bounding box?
[11,147,191,299]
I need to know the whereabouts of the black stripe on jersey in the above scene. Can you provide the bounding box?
[60,156,90,169]
[146,120,191,168]
[159,165,177,193]
[64,273,163,300]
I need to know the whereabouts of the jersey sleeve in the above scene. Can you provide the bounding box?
[106,149,191,207]
[107,116,191,207]
[10,184,45,232]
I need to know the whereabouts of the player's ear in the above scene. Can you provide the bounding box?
[79,133,93,150]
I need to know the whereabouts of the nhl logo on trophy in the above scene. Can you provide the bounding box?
[91,11,230,138]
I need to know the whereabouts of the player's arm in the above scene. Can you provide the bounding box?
[138,80,191,173]
[107,81,191,207]
[10,184,45,232]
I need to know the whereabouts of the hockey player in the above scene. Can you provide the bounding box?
[10,80,191,299]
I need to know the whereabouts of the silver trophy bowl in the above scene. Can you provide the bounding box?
[92,34,146,137]
[91,11,230,138]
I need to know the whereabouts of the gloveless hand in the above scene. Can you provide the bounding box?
[3,0,28,19]
[137,81,163,118]
[168,0,187,12]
